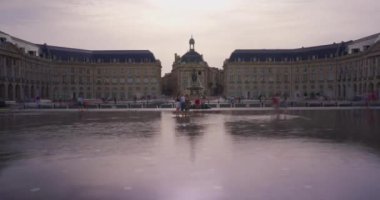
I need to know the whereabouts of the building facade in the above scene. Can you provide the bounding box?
[0,31,161,101]
[223,34,380,100]
[168,37,223,96]
[1,31,379,102]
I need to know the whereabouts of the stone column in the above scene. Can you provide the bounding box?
[4,83,8,100]
[20,84,24,102]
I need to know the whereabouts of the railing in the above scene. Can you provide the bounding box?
[16,99,380,110]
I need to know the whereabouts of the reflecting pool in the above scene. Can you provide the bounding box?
[1,109,380,200]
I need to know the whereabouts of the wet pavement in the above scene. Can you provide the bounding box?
[0,109,380,200]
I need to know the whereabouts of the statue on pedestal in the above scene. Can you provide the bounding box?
[191,69,198,84]
[189,69,203,96]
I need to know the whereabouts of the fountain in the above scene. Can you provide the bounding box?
[187,69,204,97]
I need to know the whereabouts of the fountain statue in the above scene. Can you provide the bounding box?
[188,69,204,96]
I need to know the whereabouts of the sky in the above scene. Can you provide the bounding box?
[1,0,379,75]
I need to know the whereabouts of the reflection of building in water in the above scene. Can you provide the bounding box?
[175,115,204,162]
[224,33,380,100]
[0,31,161,101]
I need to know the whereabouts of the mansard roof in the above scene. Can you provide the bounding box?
[229,42,350,62]
[38,44,157,63]
[352,33,380,43]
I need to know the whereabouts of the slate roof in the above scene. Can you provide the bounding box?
[180,49,204,63]
[228,42,350,62]
[38,44,156,63]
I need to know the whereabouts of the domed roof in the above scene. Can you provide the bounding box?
[180,50,203,63]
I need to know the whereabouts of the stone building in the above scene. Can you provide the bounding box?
[0,31,161,101]
[337,34,380,100]
[223,33,380,100]
[169,36,223,96]
[207,67,224,96]
[1,30,379,102]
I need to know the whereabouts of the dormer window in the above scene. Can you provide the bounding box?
[28,51,35,56]
[352,49,360,54]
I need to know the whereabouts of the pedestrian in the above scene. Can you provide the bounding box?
[272,94,280,108]
[180,94,186,112]
[272,94,280,118]
[258,95,263,107]
[185,94,191,113]
[175,96,180,114]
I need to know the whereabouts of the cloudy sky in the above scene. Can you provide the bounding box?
[1,0,379,74]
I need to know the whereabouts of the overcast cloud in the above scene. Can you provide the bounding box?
[1,0,379,74]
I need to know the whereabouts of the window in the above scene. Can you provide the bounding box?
[352,48,360,54]
[70,75,75,84]
[62,75,67,84]
[319,67,324,81]
[237,75,242,83]
[229,74,234,83]
[328,66,334,80]
[284,75,288,82]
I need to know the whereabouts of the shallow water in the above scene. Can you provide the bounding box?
[1,109,380,200]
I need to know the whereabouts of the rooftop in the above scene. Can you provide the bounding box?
[229,42,349,62]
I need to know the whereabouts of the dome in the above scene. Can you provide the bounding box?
[180,50,203,63]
